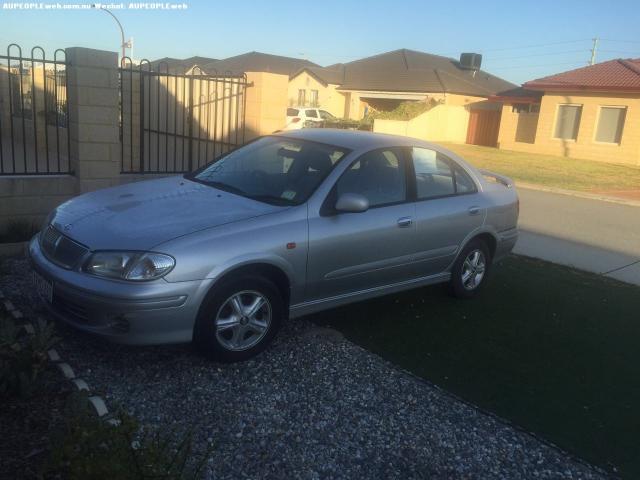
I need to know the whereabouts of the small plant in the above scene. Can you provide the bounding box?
[0,218,39,243]
[46,392,211,479]
[0,315,59,398]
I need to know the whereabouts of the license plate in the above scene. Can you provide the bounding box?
[33,271,53,303]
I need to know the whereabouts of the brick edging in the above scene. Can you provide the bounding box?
[1,288,113,421]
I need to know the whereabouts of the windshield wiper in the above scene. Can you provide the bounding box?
[199,180,247,196]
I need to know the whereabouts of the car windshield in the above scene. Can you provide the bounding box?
[189,136,348,205]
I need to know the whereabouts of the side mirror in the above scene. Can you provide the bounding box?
[335,193,369,213]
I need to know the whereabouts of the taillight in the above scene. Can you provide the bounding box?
[291,117,301,123]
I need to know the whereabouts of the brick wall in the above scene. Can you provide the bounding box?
[498,92,640,167]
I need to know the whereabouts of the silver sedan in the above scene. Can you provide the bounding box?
[29,129,519,362]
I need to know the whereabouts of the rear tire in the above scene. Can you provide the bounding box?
[449,239,491,299]
[194,275,284,362]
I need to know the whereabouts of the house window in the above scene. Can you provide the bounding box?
[512,103,529,114]
[310,90,319,107]
[297,89,306,106]
[512,103,540,114]
[595,106,626,144]
[554,104,582,140]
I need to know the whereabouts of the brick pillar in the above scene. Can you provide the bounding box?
[65,47,120,193]
[244,72,289,140]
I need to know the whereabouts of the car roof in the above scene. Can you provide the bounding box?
[273,128,441,152]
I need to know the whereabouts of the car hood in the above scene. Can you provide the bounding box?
[50,176,283,251]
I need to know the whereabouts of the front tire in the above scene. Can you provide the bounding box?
[194,276,284,362]
[450,239,491,299]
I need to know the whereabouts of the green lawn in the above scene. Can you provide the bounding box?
[439,142,640,193]
[310,256,640,478]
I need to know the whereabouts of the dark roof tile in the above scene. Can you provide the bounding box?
[148,56,218,73]
[334,49,513,96]
[200,51,318,76]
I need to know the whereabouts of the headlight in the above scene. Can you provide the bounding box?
[84,251,175,281]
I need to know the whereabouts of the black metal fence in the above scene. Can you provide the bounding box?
[0,44,71,176]
[119,59,249,174]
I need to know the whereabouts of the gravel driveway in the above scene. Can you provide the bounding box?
[2,257,607,479]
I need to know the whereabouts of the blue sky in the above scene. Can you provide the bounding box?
[1,0,639,84]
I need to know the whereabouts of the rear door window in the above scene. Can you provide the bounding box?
[305,109,318,118]
[287,108,299,116]
[412,148,455,199]
[453,166,476,193]
[411,147,476,199]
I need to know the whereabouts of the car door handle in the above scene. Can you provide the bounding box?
[397,216,413,227]
[468,206,480,216]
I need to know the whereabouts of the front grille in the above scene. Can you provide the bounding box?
[41,226,89,269]
[52,293,90,323]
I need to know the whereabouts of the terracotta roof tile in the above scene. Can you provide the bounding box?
[524,59,640,91]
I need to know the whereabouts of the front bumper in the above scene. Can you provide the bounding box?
[28,236,212,345]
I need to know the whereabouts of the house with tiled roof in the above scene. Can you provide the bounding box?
[289,49,514,144]
[150,49,515,145]
[492,59,640,166]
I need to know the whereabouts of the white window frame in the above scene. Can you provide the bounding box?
[593,105,627,145]
[552,103,583,142]
[310,89,319,107]
[511,103,540,114]
[297,89,306,106]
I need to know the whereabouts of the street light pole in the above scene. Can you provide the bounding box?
[93,4,127,66]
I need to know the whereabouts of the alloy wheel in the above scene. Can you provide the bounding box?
[461,249,486,291]
[214,290,272,351]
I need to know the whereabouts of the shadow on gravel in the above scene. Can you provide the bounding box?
[0,256,607,480]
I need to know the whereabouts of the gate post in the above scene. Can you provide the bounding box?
[66,47,121,193]
[244,72,289,140]
[187,75,194,172]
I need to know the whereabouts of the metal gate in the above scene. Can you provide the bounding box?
[0,44,71,175]
[119,59,249,174]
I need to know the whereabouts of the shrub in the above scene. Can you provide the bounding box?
[369,99,439,121]
[0,315,59,398]
[46,392,211,479]
[322,117,373,131]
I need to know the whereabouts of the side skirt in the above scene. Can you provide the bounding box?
[289,272,451,319]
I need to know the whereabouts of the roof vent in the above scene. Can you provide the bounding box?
[459,53,482,71]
